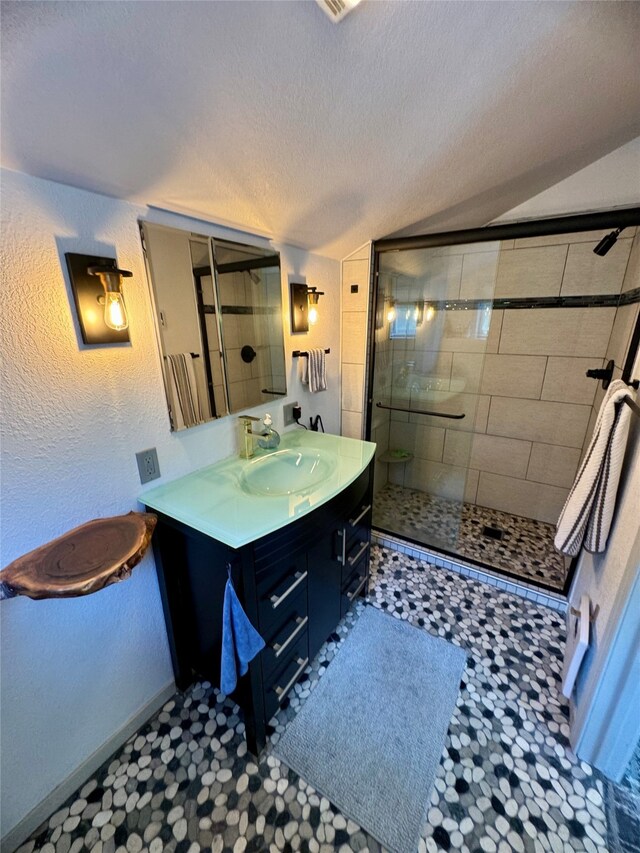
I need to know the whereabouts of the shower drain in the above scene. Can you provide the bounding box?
[482,525,505,540]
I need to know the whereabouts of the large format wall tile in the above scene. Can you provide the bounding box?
[495,245,567,298]
[389,421,445,462]
[342,258,370,311]
[560,238,632,296]
[541,356,600,405]
[480,353,547,399]
[443,430,531,479]
[622,233,640,293]
[341,362,365,413]
[403,457,468,501]
[342,311,367,364]
[605,303,640,370]
[512,229,631,249]
[459,250,500,300]
[476,471,569,524]
[499,307,616,357]
[472,433,531,478]
[341,410,363,440]
[410,392,490,434]
[421,308,494,353]
[487,396,591,447]
[527,443,581,488]
[486,310,503,354]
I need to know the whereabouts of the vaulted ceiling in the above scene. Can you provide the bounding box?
[2,1,639,259]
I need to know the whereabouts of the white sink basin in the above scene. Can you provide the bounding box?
[240,448,336,496]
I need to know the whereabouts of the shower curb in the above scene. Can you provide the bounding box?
[372,530,567,613]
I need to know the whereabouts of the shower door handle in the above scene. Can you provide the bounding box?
[375,402,465,420]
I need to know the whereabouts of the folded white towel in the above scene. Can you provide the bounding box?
[165,353,204,429]
[555,380,633,556]
[302,348,327,393]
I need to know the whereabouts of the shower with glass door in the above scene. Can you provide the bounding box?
[367,211,640,594]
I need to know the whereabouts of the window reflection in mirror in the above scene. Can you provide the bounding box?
[141,222,287,431]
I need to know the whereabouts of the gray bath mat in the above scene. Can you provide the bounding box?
[274,605,467,853]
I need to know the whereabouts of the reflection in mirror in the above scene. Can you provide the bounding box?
[141,222,287,431]
[211,238,286,413]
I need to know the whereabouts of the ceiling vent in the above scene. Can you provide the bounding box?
[315,0,362,23]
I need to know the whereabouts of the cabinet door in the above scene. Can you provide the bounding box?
[307,529,342,660]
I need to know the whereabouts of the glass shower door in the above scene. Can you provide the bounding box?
[371,242,500,552]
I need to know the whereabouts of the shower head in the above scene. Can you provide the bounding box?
[245,270,261,284]
[593,227,624,256]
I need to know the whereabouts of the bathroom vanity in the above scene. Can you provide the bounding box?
[142,431,375,755]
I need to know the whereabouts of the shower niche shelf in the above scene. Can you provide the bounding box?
[379,450,414,464]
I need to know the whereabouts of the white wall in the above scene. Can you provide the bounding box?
[0,167,340,842]
[494,137,640,222]
[568,346,640,775]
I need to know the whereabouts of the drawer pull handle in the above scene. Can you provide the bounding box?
[348,540,369,567]
[336,528,346,565]
[270,570,307,609]
[349,504,372,527]
[273,616,308,658]
[274,657,308,701]
[347,575,367,602]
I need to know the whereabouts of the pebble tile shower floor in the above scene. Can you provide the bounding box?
[18,545,617,853]
[373,483,568,591]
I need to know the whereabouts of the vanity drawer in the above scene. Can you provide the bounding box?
[263,633,309,723]
[260,589,309,680]
[345,501,372,552]
[256,557,308,632]
[340,555,368,618]
[341,537,370,586]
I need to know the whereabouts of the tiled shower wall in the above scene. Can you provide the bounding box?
[582,231,640,459]
[340,243,372,440]
[374,227,638,524]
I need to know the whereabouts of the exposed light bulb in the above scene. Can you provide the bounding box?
[88,264,132,334]
[104,291,129,331]
[308,305,319,325]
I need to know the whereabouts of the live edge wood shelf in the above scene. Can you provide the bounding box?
[0,512,157,600]
[146,460,374,756]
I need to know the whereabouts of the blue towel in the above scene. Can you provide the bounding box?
[220,572,265,695]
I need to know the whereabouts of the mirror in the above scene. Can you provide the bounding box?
[141,222,287,430]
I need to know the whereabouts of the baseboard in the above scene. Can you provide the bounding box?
[2,680,176,853]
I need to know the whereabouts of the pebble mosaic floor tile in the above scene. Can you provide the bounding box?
[373,483,568,590]
[19,545,624,853]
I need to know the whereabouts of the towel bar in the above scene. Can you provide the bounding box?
[376,401,465,420]
[292,349,330,358]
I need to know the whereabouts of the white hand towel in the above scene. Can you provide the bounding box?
[165,353,204,429]
[555,380,633,556]
[302,348,327,393]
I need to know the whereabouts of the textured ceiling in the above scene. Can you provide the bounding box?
[2,0,639,259]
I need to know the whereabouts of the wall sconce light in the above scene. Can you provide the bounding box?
[65,253,132,344]
[425,304,435,322]
[307,287,323,325]
[386,298,397,324]
[414,301,424,326]
[290,282,324,333]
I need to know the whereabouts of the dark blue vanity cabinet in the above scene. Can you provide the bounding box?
[147,460,373,755]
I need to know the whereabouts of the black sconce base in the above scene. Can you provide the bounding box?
[65,253,130,345]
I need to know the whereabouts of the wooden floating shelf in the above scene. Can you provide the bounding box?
[0,512,157,600]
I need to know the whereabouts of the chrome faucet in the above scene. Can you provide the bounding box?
[237,415,261,459]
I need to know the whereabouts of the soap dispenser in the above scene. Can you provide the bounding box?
[257,413,280,450]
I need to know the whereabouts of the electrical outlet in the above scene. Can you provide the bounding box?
[283,401,300,426]
[136,447,160,484]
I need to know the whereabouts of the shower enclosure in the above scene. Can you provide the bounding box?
[367,210,640,593]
